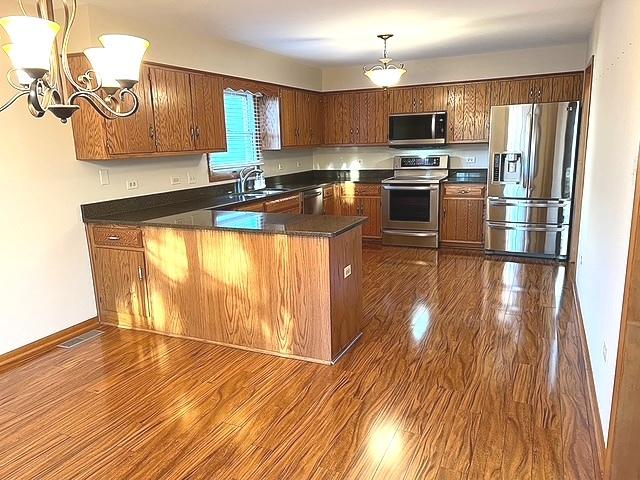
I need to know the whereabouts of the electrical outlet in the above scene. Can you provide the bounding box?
[296,161,302,168]
[603,342,608,363]
[187,172,197,184]
[278,163,284,171]
[99,169,110,186]
[126,179,138,190]
[343,264,352,278]
[465,156,477,164]
[170,176,181,185]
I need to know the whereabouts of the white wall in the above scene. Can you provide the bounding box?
[0,1,319,355]
[576,0,640,443]
[322,43,588,91]
[314,145,488,171]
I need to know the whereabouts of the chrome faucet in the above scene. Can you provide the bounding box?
[238,166,263,192]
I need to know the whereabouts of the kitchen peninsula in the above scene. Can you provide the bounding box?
[83,193,365,364]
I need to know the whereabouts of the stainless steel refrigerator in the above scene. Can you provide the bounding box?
[485,101,580,259]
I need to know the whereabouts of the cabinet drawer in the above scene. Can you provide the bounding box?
[92,225,143,248]
[264,195,300,213]
[235,202,265,212]
[443,184,485,198]
[323,186,334,198]
[340,183,381,197]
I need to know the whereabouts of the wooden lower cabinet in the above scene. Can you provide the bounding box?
[89,239,149,327]
[234,201,265,212]
[264,195,301,213]
[440,184,486,249]
[323,186,336,215]
[339,184,382,239]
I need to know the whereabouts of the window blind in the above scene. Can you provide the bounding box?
[209,90,263,171]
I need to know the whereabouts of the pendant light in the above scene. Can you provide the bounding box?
[363,34,406,88]
[0,0,149,122]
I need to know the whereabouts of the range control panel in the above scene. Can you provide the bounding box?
[394,155,449,170]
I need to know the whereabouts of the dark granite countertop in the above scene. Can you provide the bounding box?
[444,169,488,184]
[134,210,366,237]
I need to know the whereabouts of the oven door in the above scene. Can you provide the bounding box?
[382,184,439,231]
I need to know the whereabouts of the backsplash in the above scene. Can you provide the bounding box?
[312,145,489,171]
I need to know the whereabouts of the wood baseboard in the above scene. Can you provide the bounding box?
[571,274,606,479]
[0,317,99,371]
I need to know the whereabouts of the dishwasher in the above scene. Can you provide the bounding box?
[302,188,323,215]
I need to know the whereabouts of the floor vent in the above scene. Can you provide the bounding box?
[58,329,104,349]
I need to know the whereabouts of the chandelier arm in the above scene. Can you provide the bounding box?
[0,90,29,113]
[6,70,30,91]
[68,88,139,119]
[58,0,88,93]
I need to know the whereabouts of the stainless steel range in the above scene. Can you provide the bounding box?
[382,155,449,248]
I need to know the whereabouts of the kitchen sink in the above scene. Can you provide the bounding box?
[232,189,287,197]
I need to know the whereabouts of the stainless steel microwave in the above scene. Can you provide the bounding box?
[388,111,447,146]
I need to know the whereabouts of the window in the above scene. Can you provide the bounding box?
[209,90,263,171]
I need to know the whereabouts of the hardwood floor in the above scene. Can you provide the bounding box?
[0,246,599,479]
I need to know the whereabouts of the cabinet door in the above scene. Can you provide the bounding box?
[190,73,227,152]
[360,197,382,238]
[490,78,536,106]
[280,88,298,147]
[441,198,484,245]
[346,92,360,144]
[309,93,323,146]
[297,90,312,146]
[105,65,156,155]
[389,87,415,113]
[67,55,110,160]
[339,197,359,216]
[537,73,583,103]
[150,67,194,152]
[337,93,351,144]
[92,247,147,322]
[447,82,490,142]
[323,94,339,145]
[416,85,448,112]
[358,91,387,145]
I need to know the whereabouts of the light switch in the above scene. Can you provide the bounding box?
[343,264,352,278]
[187,172,197,184]
[99,169,110,186]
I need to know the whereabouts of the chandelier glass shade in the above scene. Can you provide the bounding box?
[363,34,406,88]
[0,0,149,122]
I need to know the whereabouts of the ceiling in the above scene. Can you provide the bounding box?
[84,0,601,67]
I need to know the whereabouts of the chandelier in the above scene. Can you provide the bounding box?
[363,34,406,88]
[0,0,149,123]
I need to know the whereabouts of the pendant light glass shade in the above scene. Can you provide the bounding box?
[83,47,121,91]
[2,44,38,84]
[364,65,406,87]
[0,16,60,75]
[98,34,149,84]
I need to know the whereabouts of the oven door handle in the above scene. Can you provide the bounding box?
[382,185,439,191]
[383,229,438,237]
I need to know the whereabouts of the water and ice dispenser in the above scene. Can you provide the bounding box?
[492,152,523,184]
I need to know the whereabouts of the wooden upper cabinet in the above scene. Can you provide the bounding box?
[189,73,226,152]
[67,55,110,160]
[149,67,194,153]
[105,65,156,156]
[309,92,324,146]
[280,87,298,147]
[447,82,491,143]
[280,88,323,147]
[389,85,446,114]
[535,73,583,103]
[358,90,387,144]
[490,73,583,106]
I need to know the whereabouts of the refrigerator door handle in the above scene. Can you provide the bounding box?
[527,106,542,194]
[487,222,568,233]
[488,198,571,208]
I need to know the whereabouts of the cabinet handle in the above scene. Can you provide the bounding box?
[195,126,200,138]
[138,266,144,281]
[190,126,195,140]
[106,235,121,241]
[149,126,155,139]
